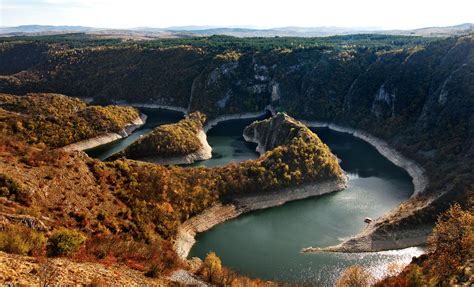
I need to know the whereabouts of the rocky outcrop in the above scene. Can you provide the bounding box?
[169,270,207,287]
[372,84,395,118]
[0,212,48,231]
[243,113,308,154]
[270,82,281,102]
[61,114,147,152]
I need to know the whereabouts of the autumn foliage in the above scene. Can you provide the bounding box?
[375,203,474,286]
[123,111,206,158]
[0,93,139,147]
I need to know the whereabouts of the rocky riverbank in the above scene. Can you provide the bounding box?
[243,113,309,155]
[61,113,147,152]
[174,178,348,259]
[300,121,427,195]
[299,121,431,253]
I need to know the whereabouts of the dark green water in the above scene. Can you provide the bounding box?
[190,117,264,167]
[85,109,423,285]
[189,128,424,285]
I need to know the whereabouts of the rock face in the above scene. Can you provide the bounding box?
[372,84,395,118]
[243,112,310,154]
[0,212,48,231]
[121,112,212,165]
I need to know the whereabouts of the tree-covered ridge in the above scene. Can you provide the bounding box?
[123,111,206,159]
[0,34,441,117]
[0,112,343,283]
[0,33,437,51]
[0,93,140,147]
[234,113,344,189]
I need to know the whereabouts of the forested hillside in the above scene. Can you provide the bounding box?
[0,106,343,284]
[0,33,472,247]
[0,93,140,147]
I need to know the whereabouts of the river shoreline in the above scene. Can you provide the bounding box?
[299,120,430,253]
[174,178,348,259]
[61,114,147,152]
[114,102,188,114]
[300,121,427,195]
[132,129,213,165]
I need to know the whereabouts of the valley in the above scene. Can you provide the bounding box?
[0,32,472,286]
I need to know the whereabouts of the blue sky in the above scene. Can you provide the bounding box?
[1,0,473,29]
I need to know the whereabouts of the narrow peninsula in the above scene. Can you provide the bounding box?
[175,113,348,258]
[119,111,212,165]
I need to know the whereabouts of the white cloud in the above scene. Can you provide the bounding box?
[1,0,473,29]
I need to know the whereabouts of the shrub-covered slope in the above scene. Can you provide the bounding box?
[121,111,208,162]
[0,111,343,283]
[0,93,140,147]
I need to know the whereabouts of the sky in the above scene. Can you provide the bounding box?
[1,0,473,30]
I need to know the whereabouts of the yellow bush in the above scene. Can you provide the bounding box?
[47,229,86,257]
[335,265,374,287]
[0,224,46,256]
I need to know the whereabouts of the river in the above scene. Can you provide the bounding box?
[86,109,423,285]
[189,127,423,284]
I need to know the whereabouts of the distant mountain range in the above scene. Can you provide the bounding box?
[1,23,472,38]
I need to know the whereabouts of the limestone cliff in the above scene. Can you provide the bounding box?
[243,112,309,154]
